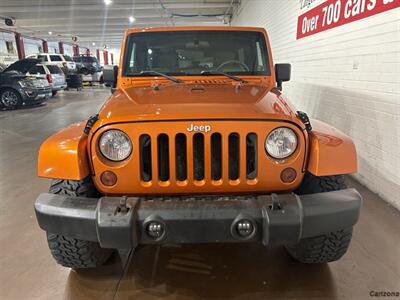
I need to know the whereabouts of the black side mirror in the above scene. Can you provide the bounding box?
[103,65,118,91]
[275,63,291,91]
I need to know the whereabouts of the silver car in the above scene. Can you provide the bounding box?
[28,64,67,96]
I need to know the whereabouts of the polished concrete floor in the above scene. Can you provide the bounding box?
[0,87,399,300]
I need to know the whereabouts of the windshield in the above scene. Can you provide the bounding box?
[123,31,270,77]
[47,65,63,74]
[29,65,46,75]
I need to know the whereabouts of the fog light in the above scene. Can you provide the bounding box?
[236,220,254,238]
[280,167,297,183]
[100,171,117,186]
[146,221,165,239]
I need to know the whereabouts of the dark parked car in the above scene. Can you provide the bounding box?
[0,58,52,109]
[73,55,102,75]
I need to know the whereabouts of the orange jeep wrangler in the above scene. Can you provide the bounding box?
[35,27,362,269]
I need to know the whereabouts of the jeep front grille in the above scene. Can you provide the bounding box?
[139,132,258,184]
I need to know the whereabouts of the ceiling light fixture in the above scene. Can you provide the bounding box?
[48,31,52,35]
[129,16,135,23]
[92,42,96,46]
[104,0,112,5]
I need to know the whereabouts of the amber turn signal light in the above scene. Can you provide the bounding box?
[101,171,117,186]
[280,168,297,183]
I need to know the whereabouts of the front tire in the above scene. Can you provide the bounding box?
[286,228,353,264]
[286,172,353,263]
[295,172,346,195]
[0,88,22,109]
[46,177,112,269]
[47,233,112,269]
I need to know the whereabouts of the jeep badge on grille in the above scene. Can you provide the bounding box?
[187,124,211,133]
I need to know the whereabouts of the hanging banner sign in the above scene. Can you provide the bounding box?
[297,0,400,39]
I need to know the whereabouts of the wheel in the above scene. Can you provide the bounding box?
[295,172,346,195]
[286,172,352,263]
[52,91,58,96]
[286,228,353,264]
[46,177,112,269]
[0,88,22,109]
[47,233,113,269]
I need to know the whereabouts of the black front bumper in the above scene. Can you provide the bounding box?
[34,189,362,249]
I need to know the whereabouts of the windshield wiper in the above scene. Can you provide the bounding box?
[200,70,247,83]
[134,70,183,83]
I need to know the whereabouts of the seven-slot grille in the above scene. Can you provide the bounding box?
[139,132,257,183]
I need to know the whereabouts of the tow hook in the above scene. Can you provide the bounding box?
[270,193,282,210]
[116,196,130,214]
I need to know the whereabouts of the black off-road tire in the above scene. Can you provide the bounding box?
[286,172,352,263]
[295,172,346,195]
[47,177,112,269]
[49,177,101,198]
[47,233,112,269]
[52,91,58,96]
[286,228,353,263]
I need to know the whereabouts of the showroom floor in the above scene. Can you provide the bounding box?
[0,87,399,300]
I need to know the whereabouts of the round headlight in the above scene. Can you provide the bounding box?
[265,127,297,159]
[99,130,132,161]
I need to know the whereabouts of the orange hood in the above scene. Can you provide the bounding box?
[96,81,299,127]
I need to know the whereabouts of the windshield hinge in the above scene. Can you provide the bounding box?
[296,111,312,132]
[84,114,99,135]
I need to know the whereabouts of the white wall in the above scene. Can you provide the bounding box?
[108,48,120,65]
[232,0,400,209]
[79,47,88,55]
[0,32,18,65]
[63,44,73,56]
[47,41,59,53]
[23,37,42,56]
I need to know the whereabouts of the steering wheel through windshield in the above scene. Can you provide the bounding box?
[216,60,250,72]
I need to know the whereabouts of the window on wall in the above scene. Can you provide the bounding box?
[5,41,16,54]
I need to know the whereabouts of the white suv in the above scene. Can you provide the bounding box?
[27,53,76,71]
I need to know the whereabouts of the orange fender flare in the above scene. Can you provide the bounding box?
[307,119,357,176]
[37,122,91,180]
